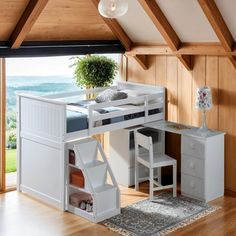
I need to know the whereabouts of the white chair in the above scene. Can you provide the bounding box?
[134,130,177,201]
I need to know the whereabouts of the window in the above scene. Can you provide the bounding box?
[4,54,120,189]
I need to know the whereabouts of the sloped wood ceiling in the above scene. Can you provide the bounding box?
[27,0,116,41]
[0,0,116,43]
[1,0,236,69]
[0,0,30,41]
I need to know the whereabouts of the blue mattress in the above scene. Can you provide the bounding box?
[66,107,124,133]
[67,110,88,133]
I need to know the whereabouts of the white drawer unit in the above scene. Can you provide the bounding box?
[181,155,205,179]
[181,174,205,200]
[181,136,205,159]
[181,133,225,202]
[144,120,225,203]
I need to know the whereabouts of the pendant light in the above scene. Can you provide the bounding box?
[98,0,128,18]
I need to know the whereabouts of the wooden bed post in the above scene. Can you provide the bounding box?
[0,58,6,192]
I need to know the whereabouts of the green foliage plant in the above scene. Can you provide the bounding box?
[73,55,118,88]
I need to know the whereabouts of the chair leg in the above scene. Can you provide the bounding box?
[149,168,154,201]
[135,159,139,191]
[173,164,177,197]
[157,167,162,185]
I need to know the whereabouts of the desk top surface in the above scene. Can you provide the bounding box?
[144,120,225,139]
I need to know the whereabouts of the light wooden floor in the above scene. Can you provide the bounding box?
[0,184,236,236]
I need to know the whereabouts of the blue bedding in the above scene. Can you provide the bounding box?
[67,110,88,133]
[66,107,124,133]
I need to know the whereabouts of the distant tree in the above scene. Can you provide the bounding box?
[7,130,17,149]
[6,111,16,130]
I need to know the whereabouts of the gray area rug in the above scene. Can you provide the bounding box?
[102,192,220,236]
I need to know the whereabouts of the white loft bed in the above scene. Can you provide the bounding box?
[18,81,165,142]
[17,81,165,210]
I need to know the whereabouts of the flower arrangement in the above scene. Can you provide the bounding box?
[195,86,212,132]
[196,86,212,110]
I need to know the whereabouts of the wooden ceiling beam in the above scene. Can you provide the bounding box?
[9,0,48,49]
[132,55,149,70]
[90,0,132,51]
[177,55,193,71]
[198,0,234,52]
[198,0,236,68]
[138,0,192,70]
[228,56,236,68]
[126,43,236,56]
[138,0,180,51]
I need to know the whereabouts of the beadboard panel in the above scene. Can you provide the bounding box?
[126,55,235,192]
[127,56,156,85]
[166,56,178,122]
[192,56,206,127]
[177,59,193,125]
[219,57,236,191]
[206,56,219,130]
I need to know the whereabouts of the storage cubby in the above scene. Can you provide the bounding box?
[69,190,93,211]
[66,138,120,223]
[68,187,94,221]
[69,166,86,189]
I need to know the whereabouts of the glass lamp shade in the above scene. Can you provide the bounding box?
[98,0,128,18]
[195,86,212,110]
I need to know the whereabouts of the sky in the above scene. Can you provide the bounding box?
[6,54,120,77]
[6,56,75,76]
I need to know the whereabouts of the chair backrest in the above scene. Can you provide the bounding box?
[134,130,154,164]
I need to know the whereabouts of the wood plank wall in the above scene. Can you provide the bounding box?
[126,55,236,193]
[0,58,6,192]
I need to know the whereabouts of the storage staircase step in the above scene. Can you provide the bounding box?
[94,184,117,193]
[66,137,120,223]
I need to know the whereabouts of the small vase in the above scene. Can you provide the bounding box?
[199,109,208,133]
[86,86,96,100]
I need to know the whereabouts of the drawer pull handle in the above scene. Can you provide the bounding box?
[189,162,195,169]
[190,182,196,189]
[190,143,195,149]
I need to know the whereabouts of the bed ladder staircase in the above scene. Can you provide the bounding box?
[66,138,120,223]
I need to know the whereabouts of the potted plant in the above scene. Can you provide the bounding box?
[73,55,118,90]
[72,55,118,144]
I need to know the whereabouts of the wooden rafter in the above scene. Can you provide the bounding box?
[9,0,49,49]
[132,55,148,70]
[228,56,236,68]
[198,0,234,52]
[198,0,236,68]
[177,55,192,71]
[90,0,132,51]
[125,43,236,56]
[138,0,192,70]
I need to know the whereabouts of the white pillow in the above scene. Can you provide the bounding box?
[95,89,128,103]
[120,89,149,105]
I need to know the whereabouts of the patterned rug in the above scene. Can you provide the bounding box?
[102,193,220,236]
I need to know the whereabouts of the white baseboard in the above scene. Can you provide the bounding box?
[20,185,63,209]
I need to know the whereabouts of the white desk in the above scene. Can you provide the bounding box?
[144,120,225,202]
